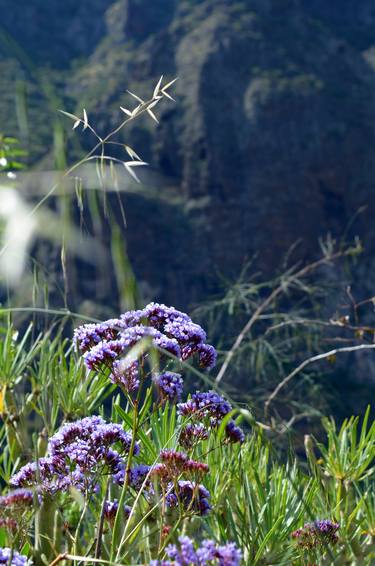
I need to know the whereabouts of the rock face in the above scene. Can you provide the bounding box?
[0,0,112,67]
[1,0,375,308]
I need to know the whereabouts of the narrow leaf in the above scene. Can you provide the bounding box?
[124,145,142,161]
[153,75,164,99]
[126,90,144,104]
[120,107,132,117]
[148,98,161,110]
[83,108,88,130]
[161,90,175,101]
[59,110,80,121]
[131,104,141,117]
[162,77,178,91]
[124,160,147,183]
[146,108,159,123]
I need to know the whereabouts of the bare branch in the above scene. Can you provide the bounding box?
[215,246,361,385]
[264,343,375,417]
[265,317,375,337]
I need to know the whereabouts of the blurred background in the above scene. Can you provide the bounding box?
[0,0,374,427]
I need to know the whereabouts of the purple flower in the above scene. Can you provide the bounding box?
[48,416,105,453]
[167,535,197,564]
[82,327,181,372]
[197,344,217,369]
[0,489,34,508]
[83,340,125,370]
[0,548,32,566]
[74,319,122,353]
[156,536,242,565]
[225,421,245,444]
[135,303,191,330]
[179,424,209,449]
[104,499,119,523]
[314,519,340,535]
[10,417,138,494]
[91,423,134,452]
[163,319,206,346]
[110,359,140,392]
[154,372,184,403]
[166,480,211,516]
[178,391,232,427]
[292,520,340,549]
[128,464,152,490]
[198,540,242,565]
[10,457,64,491]
[103,500,131,524]
[74,303,216,378]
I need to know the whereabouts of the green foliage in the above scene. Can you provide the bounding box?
[0,135,27,171]
[0,319,373,565]
[0,62,373,566]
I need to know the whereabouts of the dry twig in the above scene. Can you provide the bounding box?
[264,343,375,417]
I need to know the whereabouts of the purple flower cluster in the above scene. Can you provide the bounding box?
[0,489,34,508]
[179,424,209,449]
[292,520,340,549]
[73,319,122,353]
[74,303,217,393]
[10,416,138,494]
[160,450,188,474]
[225,421,245,444]
[178,391,245,445]
[103,500,131,524]
[150,535,242,565]
[153,372,184,403]
[195,344,217,370]
[166,480,211,516]
[0,549,32,566]
[0,489,35,535]
[128,464,152,490]
[157,450,209,479]
[111,359,140,391]
[178,391,231,425]
[83,327,181,372]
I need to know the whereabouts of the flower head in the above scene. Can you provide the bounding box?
[74,303,217,379]
[103,500,131,525]
[0,489,34,508]
[10,416,138,494]
[73,319,122,352]
[292,519,340,549]
[197,344,217,369]
[166,480,211,516]
[154,372,184,403]
[110,359,140,392]
[128,464,152,490]
[178,391,232,427]
[160,450,188,475]
[0,548,32,566]
[179,423,209,449]
[151,536,242,565]
[225,421,245,444]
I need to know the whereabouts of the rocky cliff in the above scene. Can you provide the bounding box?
[1,0,375,309]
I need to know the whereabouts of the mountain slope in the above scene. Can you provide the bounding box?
[1,0,375,307]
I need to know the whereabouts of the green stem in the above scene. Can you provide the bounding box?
[157,515,184,558]
[110,384,143,562]
[34,496,59,565]
[72,499,88,566]
[94,479,110,560]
